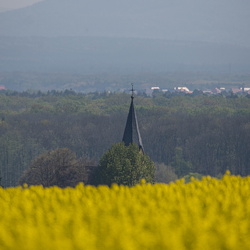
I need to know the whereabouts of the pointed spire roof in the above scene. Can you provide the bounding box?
[122,84,144,153]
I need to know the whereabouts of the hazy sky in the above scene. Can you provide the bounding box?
[0,0,250,73]
[0,0,250,48]
[0,0,43,12]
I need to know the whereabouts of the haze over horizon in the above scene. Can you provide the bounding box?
[1,0,250,46]
[0,0,250,75]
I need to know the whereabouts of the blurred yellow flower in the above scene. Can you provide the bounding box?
[0,174,249,250]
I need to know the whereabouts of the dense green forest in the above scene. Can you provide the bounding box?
[1,90,250,187]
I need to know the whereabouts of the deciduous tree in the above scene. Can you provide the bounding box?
[97,143,155,186]
[19,148,91,187]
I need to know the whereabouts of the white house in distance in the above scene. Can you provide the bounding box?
[174,87,190,93]
[151,87,160,91]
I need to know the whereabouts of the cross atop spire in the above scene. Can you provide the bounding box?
[122,84,144,153]
[131,83,135,99]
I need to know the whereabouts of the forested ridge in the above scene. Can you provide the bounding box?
[1,90,250,187]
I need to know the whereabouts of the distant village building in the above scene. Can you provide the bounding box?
[145,86,161,96]
[0,85,6,90]
[230,88,242,94]
[203,90,213,95]
[151,87,160,90]
[143,84,250,97]
[241,87,250,92]
[162,89,168,93]
[174,87,190,93]
[122,84,144,153]
[211,88,222,94]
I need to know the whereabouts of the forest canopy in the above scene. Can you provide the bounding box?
[1,90,250,187]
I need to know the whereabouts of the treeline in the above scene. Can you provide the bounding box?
[2,71,250,92]
[1,91,250,187]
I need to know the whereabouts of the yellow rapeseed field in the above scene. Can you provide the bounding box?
[0,173,250,250]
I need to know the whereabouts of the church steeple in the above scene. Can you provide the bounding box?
[122,84,144,153]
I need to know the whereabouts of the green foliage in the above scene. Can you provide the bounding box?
[1,92,250,186]
[1,91,250,117]
[170,147,193,177]
[97,143,155,186]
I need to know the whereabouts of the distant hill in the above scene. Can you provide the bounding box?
[0,0,250,74]
[1,0,250,46]
[0,36,250,74]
